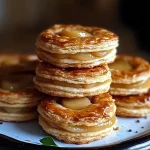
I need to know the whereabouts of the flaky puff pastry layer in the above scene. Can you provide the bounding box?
[34,63,111,97]
[0,53,38,74]
[109,55,150,95]
[38,93,118,144]
[36,62,111,84]
[0,109,38,122]
[110,78,150,95]
[36,24,119,54]
[39,116,118,144]
[109,55,150,84]
[0,86,43,121]
[0,54,43,121]
[37,48,116,68]
[114,90,150,117]
[0,74,43,121]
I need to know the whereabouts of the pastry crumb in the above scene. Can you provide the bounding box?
[113,127,119,130]
[128,129,132,132]
[136,120,140,123]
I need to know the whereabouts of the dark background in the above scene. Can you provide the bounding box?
[0,0,150,150]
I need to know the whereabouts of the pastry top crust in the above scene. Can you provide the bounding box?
[0,72,43,104]
[114,90,150,107]
[37,62,109,76]
[38,93,116,126]
[36,24,118,54]
[36,62,111,84]
[0,53,38,74]
[0,88,42,104]
[110,55,150,84]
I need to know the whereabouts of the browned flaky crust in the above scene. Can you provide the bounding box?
[36,24,118,54]
[34,61,111,97]
[37,49,116,68]
[0,53,39,74]
[38,93,116,126]
[110,55,150,84]
[0,54,43,104]
[34,83,110,98]
[114,90,150,117]
[37,62,109,76]
[0,54,43,122]
[116,107,150,117]
[0,110,38,122]
[0,88,43,104]
[36,62,110,83]
[110,87,149,96]
[38,115,117,144]
[114,90,150,107]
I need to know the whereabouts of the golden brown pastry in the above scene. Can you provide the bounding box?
[36,24,118,68]
[34,62,111,97]
[38,93,117,144]
[109,55,150,95]
[0,73,43,121]
[114,90,150,117]
[0,53,38,74]
[37,48,117,68]
[0,54,43,122]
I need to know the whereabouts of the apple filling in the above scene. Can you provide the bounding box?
[36,77,111,89]
[109,59,132,71]
[61,97,91,110]
[0,74,34,92]
[60,28,92,38]
[49,50,111,61]
[111,78,150,89]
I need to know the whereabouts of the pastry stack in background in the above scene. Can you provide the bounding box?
[0,54,43,122]
[34,24,119,144]
[109,55,150,117]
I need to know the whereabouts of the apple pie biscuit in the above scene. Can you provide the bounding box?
[109,55,150,95]
[34,62,111,97]
[36,24,118,68]
[38,93,117,144]
[114,90,150,117]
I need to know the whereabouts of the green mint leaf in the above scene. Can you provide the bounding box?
[40,136,58,147]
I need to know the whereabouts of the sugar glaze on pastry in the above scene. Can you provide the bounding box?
[36,24,118,68]
[34,62,112,97]
[109,55,150,95]
[114,90,150,117]
[38,93,117,144]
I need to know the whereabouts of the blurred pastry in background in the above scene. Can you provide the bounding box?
[0,53,38,74]
[109,55,150,117]
[109,55,150,96]
[0,54,43,122]
[114,90,150,117]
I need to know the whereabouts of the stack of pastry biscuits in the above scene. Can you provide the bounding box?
[109,55,150,117]
[0,54,43,121]
[34,24,119,144]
